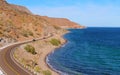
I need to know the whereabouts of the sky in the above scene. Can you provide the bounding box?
[7,0,120,27]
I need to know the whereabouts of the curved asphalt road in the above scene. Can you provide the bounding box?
[0,35,52,75]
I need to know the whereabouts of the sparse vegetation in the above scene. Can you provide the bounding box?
[24,45,37,54]
[42,70,51,75]
[54,25,61,30]
[21,30,33,37]
[22,30,28,37]
[50,38,61,46]
[31,61,38,68]
[34,66,41,73]
[0,0,82,75]
[21,58,26,65]
[0,31,2,34]
[28,31,33,36]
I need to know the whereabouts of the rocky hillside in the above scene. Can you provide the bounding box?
[10,4,32,14]
[42,16,84,29]
[0,0,84,46]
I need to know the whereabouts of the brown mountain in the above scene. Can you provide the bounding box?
[0,0,84,42]
[42,16,84,29]
[10,4,32,14]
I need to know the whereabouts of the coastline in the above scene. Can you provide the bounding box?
[45,37,68,75]
[42,38,67,75]
[13,31,69,75]
[43,32,68,75]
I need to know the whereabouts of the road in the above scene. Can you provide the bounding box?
[0,35,52,75]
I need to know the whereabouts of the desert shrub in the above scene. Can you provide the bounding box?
[26,64,31,67]
[54,26,61,30]
[0,31,2,34]
[21,30,33,37]
[42,70,51,75]
[32,61,38,67]
[28,31,33,36]
[13,53,17,59]
[23,33,28,37]
[21,58,26,65]
[22,30,28,37]
[50,38,61,46]
[34,66,41,73]
[24,45,36,54]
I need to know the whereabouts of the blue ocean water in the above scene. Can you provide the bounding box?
[47,28,120,75]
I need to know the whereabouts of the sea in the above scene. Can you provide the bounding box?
[47,27,120,75]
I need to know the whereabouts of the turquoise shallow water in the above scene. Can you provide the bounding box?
[47,28,120,75]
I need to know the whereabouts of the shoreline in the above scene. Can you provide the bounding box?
[13,31,69,75]
[45,38,68,75]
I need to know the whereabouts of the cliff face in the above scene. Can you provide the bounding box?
[0,0,84,42]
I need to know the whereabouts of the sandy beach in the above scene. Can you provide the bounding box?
[13,31,67,75]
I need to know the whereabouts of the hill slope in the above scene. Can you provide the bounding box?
[42,16,84,29]
[0,0,84,46]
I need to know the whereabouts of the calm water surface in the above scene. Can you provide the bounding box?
[47,28,120,75]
